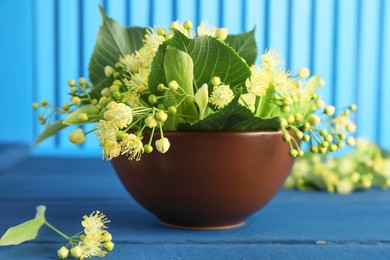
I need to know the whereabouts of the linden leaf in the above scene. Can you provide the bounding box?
[34,120,68,145]
[0,206,46,246]
[225,28,257,65]
[88,6,146,85]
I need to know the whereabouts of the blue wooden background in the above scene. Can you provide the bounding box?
[0,0,389,156]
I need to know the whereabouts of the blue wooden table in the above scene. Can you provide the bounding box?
[1,155,390,259]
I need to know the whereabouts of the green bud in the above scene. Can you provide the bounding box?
[57,246,69,259]
[349,104,357,111]
[99,96,107,106]
[296,130,304,139]
[105,241,115,252]
[62,102,70,111]
[110,84,120,93]
[103,232,113,241]
[302,122,311,131]
[113,80,123,86]
[282,105,291,113]
[325,134,333,142]
[315,100,325,109]
[144,144,153,153]
[211,76,221,86]
[32,102,39,110]
[68,79,77,87]
[329,144,338,152]
[157,27,166,36]
[282,133,291,142]
[156,110,168,122]
[145,116,158,128]
[286,115,295,124]
[113,72,120,79]
[289,149,298,157]
[346,137,356,146]
[116,131,125,141]
[308,114,321,126]
[101,87,111,97]
[338,141,345,148]
[79,77,87,86]
[148,94,157,104]
[165,32,174,40]
[310,146,319,153]
[113,92,122,101]
[298,150,304,157]
[169,21,180,31]
[41,99,48,106]
[324,105,336,116]
[115,62,125,69]
[71,96,81,106]
[70,88,77,95]
[91,99,98,105]
[319,147,327,154]
[339,133,346,140]
[215,28,228,40]
[168,106,177,115]
[70,246,82,258]
[157,83,166,92]
[168,80,179,91]
[69,129,85,145]
[78,113,88,122]
[183,20,193,30]
[321,141,329,148]
[283,97,294,106]
[294,113,304,122]
[319,129,328,136]
[104,65,115,77]
[302,135,310,142]
[280,118,288,127]
[346,123,357,133]
[298,67,310,78]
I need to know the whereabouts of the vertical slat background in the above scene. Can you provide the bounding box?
[0,0,389,155]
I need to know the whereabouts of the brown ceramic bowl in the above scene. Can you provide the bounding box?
[112,131,296,230]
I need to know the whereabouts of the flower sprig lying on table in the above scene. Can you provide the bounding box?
[33,6,356,161]
[284,139,390,194]
[0,206,114,259]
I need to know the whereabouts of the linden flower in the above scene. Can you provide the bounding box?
[123,92,142,108]
[332,113,357,133]
[82,211,110,235]
[95,120,118,144]
[197,22,217,37]
[124,68,149,92]
[261,49,284,71]
[102,140,121,160]
[209,84,234,109]
[104,102,133,129]
[120,133,144,161]
[245,65,270,96]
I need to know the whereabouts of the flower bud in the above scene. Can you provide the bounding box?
[169,21,180,31]
[69,128,86,145]
[104,65,115,77]
[105,241,115,252]
[70,246,82,258]
[157,27,166,36]
[103,232,112,241]
[302,122,311,131]
[183,20,193,30]
[283,97,294,106]
[280,118,288,127]
[155,137,170,153]
[165,33,174,40]
[302,135,310,142]
[289,149,298,157]
[298,150,304,157]
[71,96,81,106]
[156,110,168,122]
[298,67,310,78]
[101,87,111,97]
[310,146,319,153]
[215,28,228,40]
[148,94,157,104]
[157,83,166,91]
[308,114,321,126]
[315,100,325,109]
[346,123,357,133]
[325,134,333,142]
[346,137,356,146]
[145,116,158,128]
[295,130,303,139]
[57,246,69,259]
[32,102,39,110]
[282,133,291,142]
[168,106,177,115]
[91,99,98,105]
[41,99,48,106]
[78,113,88,122]
[349,104,357,111]
[282,105,291,112]
[68,79,77,87]
[329,143,338,152]
[294,113,304,122]
[79,77,87,86]
[324,105,336,116]
[286,115,295,124]
[211,76,221,86]
[168,80,179,91]
[99,96,107,106]
[70,88,77,95]
[61,102,70,111]
[110,84,120,94]
[144,144,154,153]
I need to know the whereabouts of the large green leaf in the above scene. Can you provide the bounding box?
[88,6,146,85]
[225,28,257,65]
[0,206,46,246]
[149,30,251,93]
[34,120,68,145]
[178,95,280,131]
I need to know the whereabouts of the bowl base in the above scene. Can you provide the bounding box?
[160,221,245,230]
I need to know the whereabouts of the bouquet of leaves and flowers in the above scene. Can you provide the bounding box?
[33,7,357,161]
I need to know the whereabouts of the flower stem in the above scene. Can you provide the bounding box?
[45,221,70,240]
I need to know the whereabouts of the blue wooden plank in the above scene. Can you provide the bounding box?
[380,0,390,150]
[222,0,242,34]
[0,0,33,143]
[334,0,358,110]
[246,0,265,60]
[152,0,173,28]
[199,0,219,26]
[128,0,150,26]
[356,0,381,140]
[176,0,197,25]
[289,0,311,73]
[312,0,334,105]
[267,0,289,61]
[33,0,56,151]
[106,0,127,25]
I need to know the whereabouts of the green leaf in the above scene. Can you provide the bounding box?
[149,30,251,93]
[88,6,146,85]
[0,206,46,246]
[178,95,280,131]
[63,104,101,126]
[89,77,114,100]
[225,28,257,65]
[194,84,209,120]
[35,120,68,145]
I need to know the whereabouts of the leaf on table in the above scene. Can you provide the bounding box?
[149,30,251,94]
[34,120,68,145]
[225,28,257,65]
[88,6,146,85]
[0,206,46,246]
[63,104,101,126]
[178,95,280,131]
